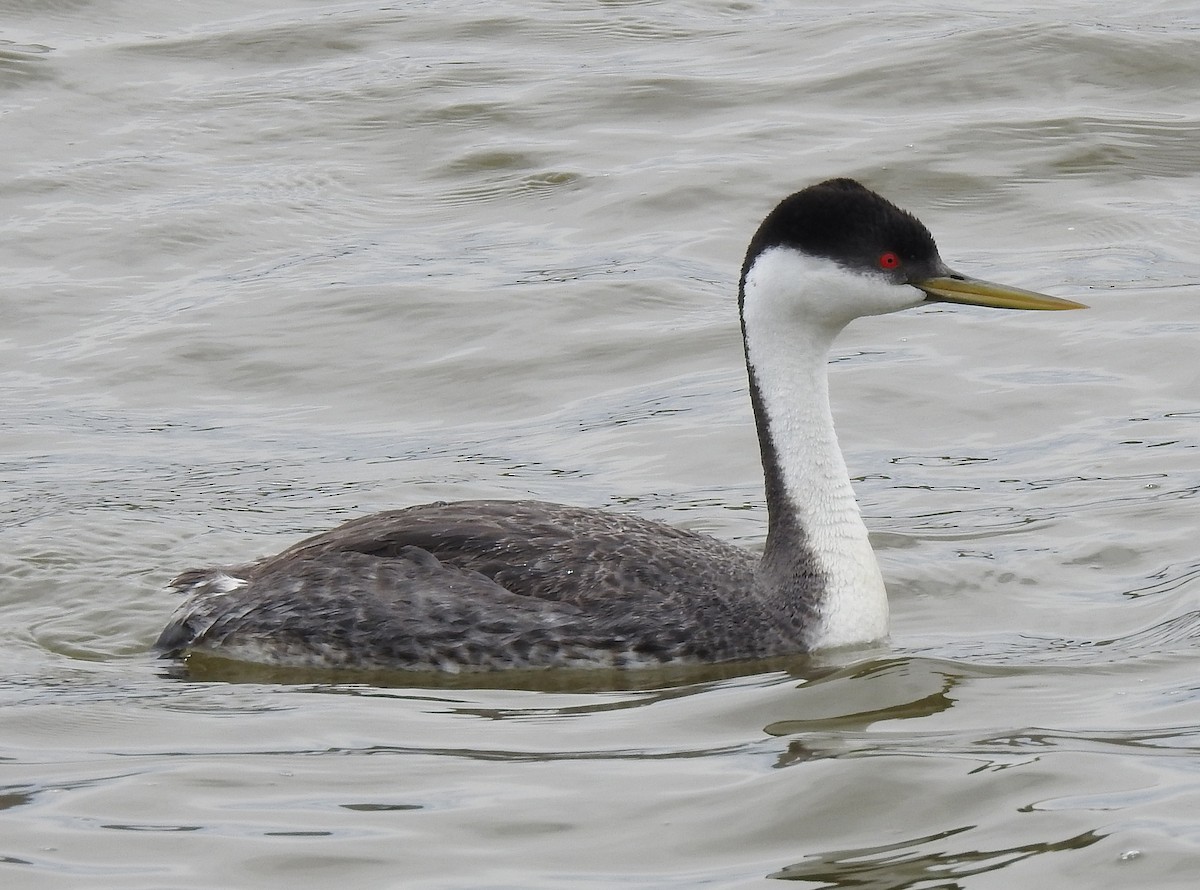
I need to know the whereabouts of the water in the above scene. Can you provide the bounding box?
[2,1,1199,886]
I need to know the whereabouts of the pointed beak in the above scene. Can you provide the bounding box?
[916,271,1087,311]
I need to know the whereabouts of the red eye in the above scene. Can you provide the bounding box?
[878,251,901,270]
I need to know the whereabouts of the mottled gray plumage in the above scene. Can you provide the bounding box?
[157,500,810,670]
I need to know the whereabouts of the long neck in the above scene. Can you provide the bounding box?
[741,302,889,650]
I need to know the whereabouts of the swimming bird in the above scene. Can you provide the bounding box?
[156,178,1085,672]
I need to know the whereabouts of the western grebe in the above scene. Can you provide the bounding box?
[156,178,1085,671]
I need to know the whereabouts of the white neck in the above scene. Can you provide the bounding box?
[741,249,922,649]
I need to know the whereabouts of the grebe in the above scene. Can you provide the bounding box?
[156,178,1084,671]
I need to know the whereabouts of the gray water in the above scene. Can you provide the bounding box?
[3,1,1200,887]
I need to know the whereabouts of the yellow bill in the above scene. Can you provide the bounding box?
[917,273,1087,311]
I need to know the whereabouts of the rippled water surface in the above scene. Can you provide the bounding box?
[3,1,1200,887]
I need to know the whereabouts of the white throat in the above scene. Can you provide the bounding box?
[741,248,923,649]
